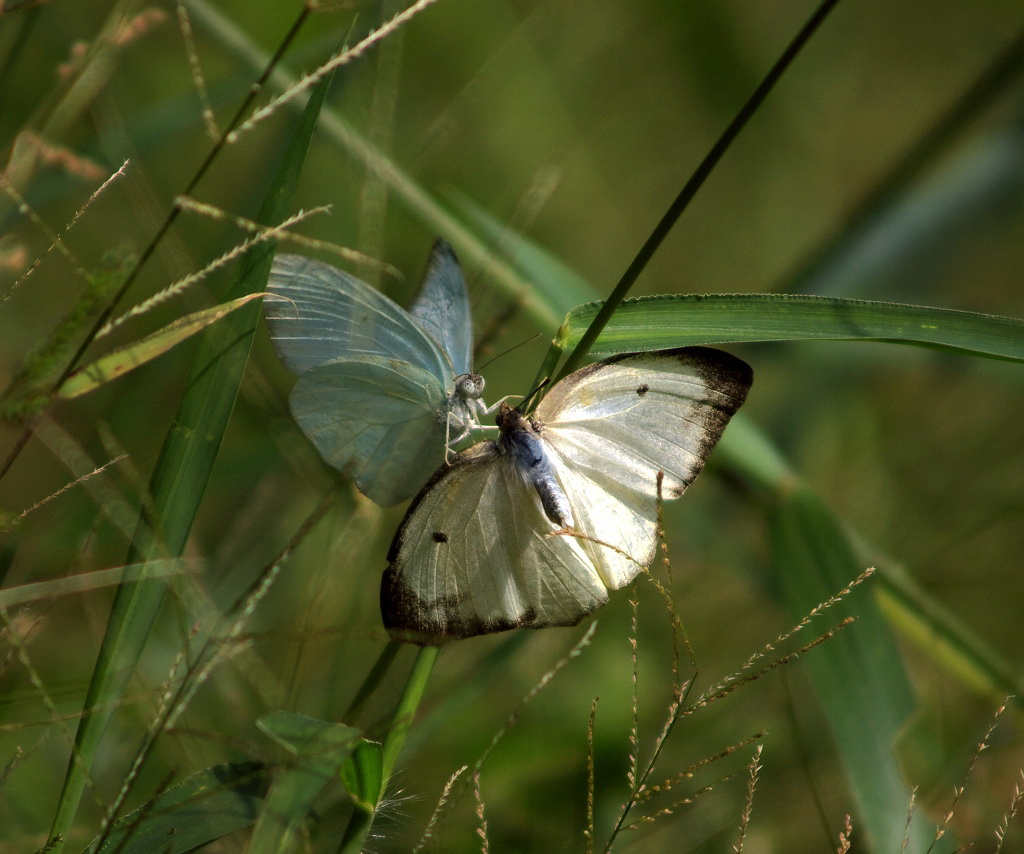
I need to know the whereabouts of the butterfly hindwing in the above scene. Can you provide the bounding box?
[382,346,753,643]
[289,356,449,507]
[382,444,611,643]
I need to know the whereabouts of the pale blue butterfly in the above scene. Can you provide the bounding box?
[263,239,490,506]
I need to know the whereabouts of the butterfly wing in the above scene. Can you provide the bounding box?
[410,239,473,376]
[382,442,612,643]
[289,355,448,507]
[264,253,452,378]
[264,253,465,505]
[535,347,752,590]
[382,346,752,642]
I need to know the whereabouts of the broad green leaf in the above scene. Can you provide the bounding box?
[768,485,945,853]
[340,739,384,811]
[558,293,1024,361]
[88,762,267,854]
[47,48,334,854]
[58,294,265,399]
[248,712,360,854]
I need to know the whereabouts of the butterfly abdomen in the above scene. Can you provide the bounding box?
[497,406,574,528]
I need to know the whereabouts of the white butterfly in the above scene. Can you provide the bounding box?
[263,240,490,506]
[382,347,753,644]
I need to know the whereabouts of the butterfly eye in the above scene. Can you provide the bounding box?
[456,373,485,399]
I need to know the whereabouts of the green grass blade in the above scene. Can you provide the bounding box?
[46,55,333,854]
[558,293,1024,361]
[768,485,941,853]
[338,645,438,854]
[182,0,555,330]
[88,763,268,854]
[247,713,360,854]
[57,294,265,399]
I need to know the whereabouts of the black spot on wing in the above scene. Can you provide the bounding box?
[636,383,649,396]
[432,531,449,544]
[384,440,497,567]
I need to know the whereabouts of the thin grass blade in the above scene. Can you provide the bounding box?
[46,54,333,854]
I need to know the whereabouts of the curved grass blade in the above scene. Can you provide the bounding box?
[558,293,1024,362]
[57,294,264,399]
[46,51,335,854]
[87,763,268,854]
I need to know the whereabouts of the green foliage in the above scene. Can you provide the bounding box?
[1,3,1022,854]
[249,712,360,854]
[88,762,268,854]
[2,253,131,420]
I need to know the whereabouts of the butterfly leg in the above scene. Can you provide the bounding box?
[479,394,517,415]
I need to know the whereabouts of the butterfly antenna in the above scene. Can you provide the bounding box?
[475,333,543,373]
[519,377,551,415]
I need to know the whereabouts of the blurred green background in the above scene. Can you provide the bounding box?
[1,1,1023,851]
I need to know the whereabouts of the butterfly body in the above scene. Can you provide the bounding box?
[496,404,574,528]
[382,346,753,644]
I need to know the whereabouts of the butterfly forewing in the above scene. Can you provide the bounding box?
[264,249,486,506]
[410,239,474,376]
[265,254,451,378]
[537,347,751,498]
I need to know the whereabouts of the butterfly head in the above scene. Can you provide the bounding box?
[496,401,525,430]
[454,372,485,401]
